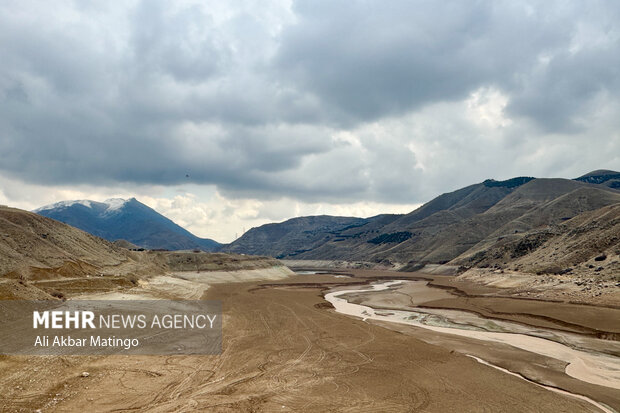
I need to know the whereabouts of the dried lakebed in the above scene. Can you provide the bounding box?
[324,280,620,412]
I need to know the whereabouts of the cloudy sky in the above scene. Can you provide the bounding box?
[1,0,619,242]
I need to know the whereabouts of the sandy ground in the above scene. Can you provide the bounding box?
[0,269,617,412]
[74,267,294,301]
[327,280,620,409]
[457,268,620,306]
[170,266,294,285]
[425,275,620,337]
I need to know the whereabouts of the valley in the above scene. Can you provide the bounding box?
[4,2,619,411]
[1,171,618,412]
[2,268,618,412]
[224,171,620,286]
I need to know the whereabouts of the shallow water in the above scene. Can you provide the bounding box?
[325,280,620,391]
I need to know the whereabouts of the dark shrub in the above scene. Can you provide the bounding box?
[368,232,412,245]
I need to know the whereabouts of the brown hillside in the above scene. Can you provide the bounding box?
[0,205,136,277]
[226,174,620,274]
[454,203,620,280]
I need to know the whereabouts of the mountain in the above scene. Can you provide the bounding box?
[574,169,620,189]
[0,206,140,276]
[222,215,399,259]
[34,198,220,251]
[453,203,620,279]
[224,171,620,273]
[0,205,162,299]
[0,204,282,300]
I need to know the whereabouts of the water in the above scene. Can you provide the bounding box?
[325,280,620,391]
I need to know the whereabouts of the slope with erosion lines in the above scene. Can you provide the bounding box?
[225,173,620,274]
[0,205,164,299]
[0,206,136,276]
[222,215,400,259]
[265,179,532,263]
[453,202,620,280]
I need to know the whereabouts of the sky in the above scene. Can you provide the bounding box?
[1,0,619,243]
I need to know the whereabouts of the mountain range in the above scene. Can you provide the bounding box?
[35,198,220,251]
[222,170,620,277]
[28,170,619,279]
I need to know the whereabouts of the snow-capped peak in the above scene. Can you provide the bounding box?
[34,199,92,212]
[103,198,129,212]
[33,198,132,214]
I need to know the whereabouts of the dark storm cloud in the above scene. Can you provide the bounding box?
[506,42,620,133]
[273,0,575,125]
[131,0,227,83]
[0,0,619,204]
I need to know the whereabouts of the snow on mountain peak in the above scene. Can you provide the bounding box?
[34,199,92,212]
[33,198,131,214]
[103,198,129,212]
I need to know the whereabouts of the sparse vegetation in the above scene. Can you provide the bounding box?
[126,274,139,285]
[367,232,412,245]
[49,289,65,299]
[483,176,535,188]
[510,234,553,258]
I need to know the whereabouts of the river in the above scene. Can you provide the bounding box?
[324,280,620,413]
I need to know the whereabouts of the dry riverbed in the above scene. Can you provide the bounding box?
[0,268,617,412]
[327,277,620,412]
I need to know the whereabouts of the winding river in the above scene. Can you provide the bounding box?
[324,280,620,413]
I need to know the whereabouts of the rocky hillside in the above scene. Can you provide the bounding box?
[0,205,287,299]
[221,215,400,258]
[0,205,165,299]
[0,205,137,277]
[574,169,620,189]
[224,170,620,274]
[453,203,620,280]
[35,198,220,251]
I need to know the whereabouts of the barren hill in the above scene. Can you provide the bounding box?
[222,215,399,258]
[453,203,620,280]
[0,205,164,299]
[0,205,284,299]
[0,205,137,277]
[225,171,620,275]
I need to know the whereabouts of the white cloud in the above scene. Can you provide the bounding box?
[466,87,512,129]
[134,192,421,243]
[0,174,420,243]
